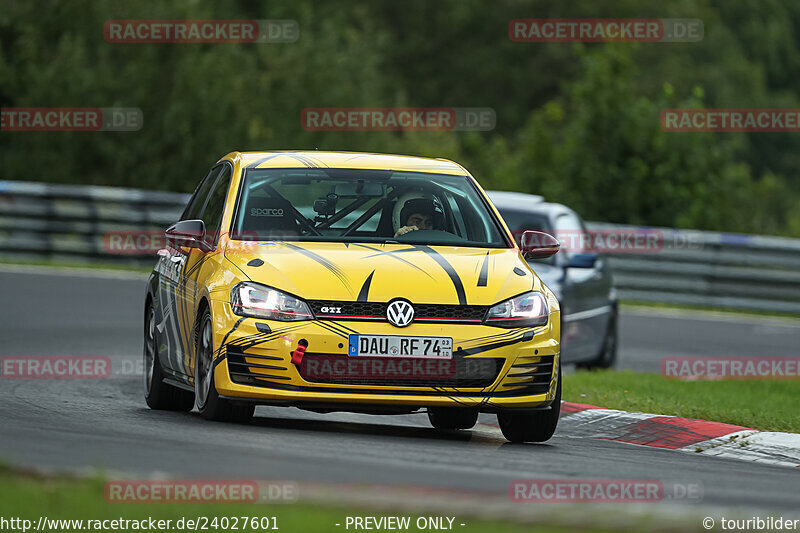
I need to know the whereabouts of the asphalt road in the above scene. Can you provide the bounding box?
[0,266,798,517]
[618,306,800,372]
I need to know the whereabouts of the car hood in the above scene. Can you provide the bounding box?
[224,241,542,306]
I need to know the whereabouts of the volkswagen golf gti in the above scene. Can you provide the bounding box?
[143,151,562,442]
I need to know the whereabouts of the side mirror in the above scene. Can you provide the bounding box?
[520,230,560,259]
[165,219,209,251]
[567,252,598,269]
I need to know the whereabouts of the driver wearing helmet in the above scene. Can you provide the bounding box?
[393,195,445,237]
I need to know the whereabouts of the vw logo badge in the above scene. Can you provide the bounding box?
[386,299,415,328]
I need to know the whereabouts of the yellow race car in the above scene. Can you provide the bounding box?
[144,151,562,442]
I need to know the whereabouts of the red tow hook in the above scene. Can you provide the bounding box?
[291,339,308,365]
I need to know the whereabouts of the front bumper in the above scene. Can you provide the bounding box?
[209,299,560,411]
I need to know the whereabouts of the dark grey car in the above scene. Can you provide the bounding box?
[488,191,618,369]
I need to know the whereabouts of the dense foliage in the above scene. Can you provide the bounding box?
[2,0,799,235]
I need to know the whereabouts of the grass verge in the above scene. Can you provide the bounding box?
[621,299,800,320]
[563,370,800,432]
[0,466,623,533]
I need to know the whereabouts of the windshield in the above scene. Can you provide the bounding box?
[231,168,509,247]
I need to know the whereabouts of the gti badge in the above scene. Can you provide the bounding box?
[386,299,414,328]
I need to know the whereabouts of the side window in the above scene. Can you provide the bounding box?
[199,165,232,247]
[181,166,222,221]
[554,211,586,255]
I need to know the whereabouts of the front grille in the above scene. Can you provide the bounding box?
[226,346,291,386]
[499,354,555,395]
[298,353,503,388]
[308,301,489,323]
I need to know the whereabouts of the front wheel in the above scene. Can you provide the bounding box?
[195,309,255,423]
[497,365,561,443]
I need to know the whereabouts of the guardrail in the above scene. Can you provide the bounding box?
[0,180,188,266]
[587,222,800,314]
[1,180,798,313]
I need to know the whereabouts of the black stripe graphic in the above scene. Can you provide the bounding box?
[214,317,247,357]
[178,253,211,364]
[220,379,537,398]
[354,244,433,278]
[223,324,306,352]
[359,244,468,304]
[246,153,281,168]
[357,271,375,302]
[246,153,315,169]
[305,154,330,168]
[315,322,350,339]
[183,253,209,278]
[281,242,352,292]
[462,327,535,346]
[477,252,489,287]
[326,320,360,335]
[412,245,467,305]
[289,154,318,168]
[458,330,535,356]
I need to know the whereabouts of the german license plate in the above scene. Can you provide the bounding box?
[348,335,453,359]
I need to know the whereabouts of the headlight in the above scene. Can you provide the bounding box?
[231,282,313,321]
[485,291,549,327]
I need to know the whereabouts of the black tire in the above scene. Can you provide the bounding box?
[497,365,561,443]
[144,303,194,411]
[428,407,479,430]
[576,308,618,370]
[194,308,255,423]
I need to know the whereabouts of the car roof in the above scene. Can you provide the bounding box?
[225,151,470,176]
[486,190,571,217]
[487,190,545,205]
